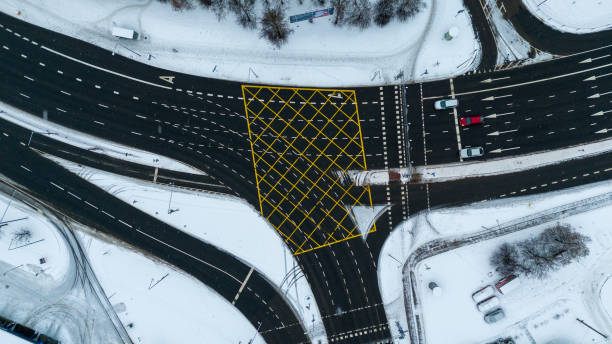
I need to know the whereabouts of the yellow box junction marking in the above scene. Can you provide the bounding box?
[241,85,375,255]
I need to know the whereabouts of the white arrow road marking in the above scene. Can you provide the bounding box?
[487,129,518,136]
[591,110,612,116]
[588,91,612,99]
[485,111,515,119]
[579,55,610,63]
[596,128,611,134]
[583,71,612,81]
[490,147,520,153]
[480,76,510,83]
[482,94,512,101]
[327,92,343,99]
[159,75,175,84]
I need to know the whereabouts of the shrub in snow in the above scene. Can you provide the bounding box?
[260,6,293,48]
[490,224,590,279]
[13,228,32,244]
[396,0,424,22]
[332,0,348,25]
[374,0,395,27]
[489,242,520,277]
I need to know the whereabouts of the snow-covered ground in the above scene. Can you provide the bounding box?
[414,137,612,183]
[0,192,70,283]
[0,101,203,175]
[52,157,326,342]
[79,230,266,344]
[415,215,610,344]
[378,178,612,342]
[523,0,612,34]
[0,0,477,86]
[0,190,124,344]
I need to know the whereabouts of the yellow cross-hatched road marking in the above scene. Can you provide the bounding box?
[241,85,375,255]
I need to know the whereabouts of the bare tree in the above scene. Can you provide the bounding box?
[211,0,227,19]
[312,0,326,7]
[332,0,348,25]
[346,0,371,29]
[490,242,520,276]
[198,0,213,7]
[374,0,395,27]
[260,6,293,48]
[229,0,257,29]
[491,224,590,280]
[170,0,194,10]
[13,229,31,245]
[395,0,424,22]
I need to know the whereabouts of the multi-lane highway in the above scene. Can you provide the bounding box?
[405,44,612,165]
[1,5,612,344]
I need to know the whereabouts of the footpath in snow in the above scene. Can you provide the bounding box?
[414,137,612,183]
[1,0,477,86]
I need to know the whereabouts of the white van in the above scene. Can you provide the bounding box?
[112,27,138,40]
[477,296,500,313]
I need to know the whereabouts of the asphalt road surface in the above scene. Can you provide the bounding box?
[1,8,612,344]
[0,130,309,344]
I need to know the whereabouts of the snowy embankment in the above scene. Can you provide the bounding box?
[52,158,327,343]
[378,178,612,342]
[0,101,203,175]
[523,0,612,34]
[1,0,477,86]
[414,137,612,183]
[79,231,266,344]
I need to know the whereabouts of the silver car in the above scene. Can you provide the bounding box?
[484,308,505,324]
[460,147,484,158]
[434,98,458,110]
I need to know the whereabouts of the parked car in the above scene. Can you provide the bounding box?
[434,99,458,110]
[477,296,500,313]
[484,308,506,324]
[460,115,483,127]
[460,146,484,158]
[472,285,495,303]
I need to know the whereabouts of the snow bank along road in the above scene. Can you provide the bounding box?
[1,8,612,344]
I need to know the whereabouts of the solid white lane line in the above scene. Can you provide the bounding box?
[41,45,172,89]
[49,181,64,190]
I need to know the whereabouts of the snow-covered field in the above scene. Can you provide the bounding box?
[415,213,610,344]
[0,101,203,175]
[378,178,612,342]
[0,192,70,283]
[79,231,266,344]
[0,0,477,86]
[52,157,327,342]
[523,0,612,34]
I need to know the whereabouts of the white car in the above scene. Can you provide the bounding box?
[434,99,458,110]
[460,147,484,158]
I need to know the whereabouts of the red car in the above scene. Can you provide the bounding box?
[460,115,483,127]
